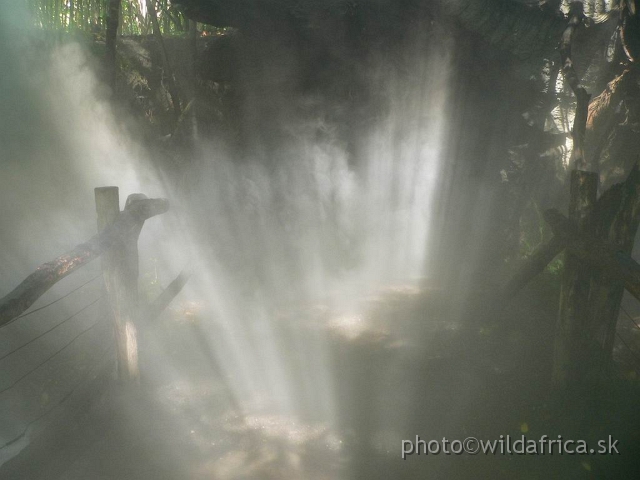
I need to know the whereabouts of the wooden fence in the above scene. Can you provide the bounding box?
[0,186,188,382]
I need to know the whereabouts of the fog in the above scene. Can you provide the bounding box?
[0,14,463,473]
[5,1,632,479]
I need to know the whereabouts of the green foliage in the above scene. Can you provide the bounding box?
[27,0,191,37]
[545,255,564,276]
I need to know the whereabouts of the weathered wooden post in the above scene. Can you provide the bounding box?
[95,187,169,382]
[0,190,170,327]
[96,187,140,382]
[552,170,598,389]
[585,165,640,381]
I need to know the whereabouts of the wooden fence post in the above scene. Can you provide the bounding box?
[95,187,141,383]
[585,165,640,382]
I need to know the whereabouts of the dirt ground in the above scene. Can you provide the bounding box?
[1,280,639,479]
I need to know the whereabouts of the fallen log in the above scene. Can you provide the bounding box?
[0,196,169,327]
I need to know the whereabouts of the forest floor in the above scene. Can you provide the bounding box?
[1,277,639,480]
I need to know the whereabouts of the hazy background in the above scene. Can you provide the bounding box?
[0,2,511,477]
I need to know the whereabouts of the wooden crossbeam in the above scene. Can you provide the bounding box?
[544,209,640,302]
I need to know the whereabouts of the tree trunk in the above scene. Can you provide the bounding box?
[544,166,640,390]
[586,165,640,381]
[105,0,122,90]
[96,189,148,383]
[552,170,598,389]
[146,0,182,121]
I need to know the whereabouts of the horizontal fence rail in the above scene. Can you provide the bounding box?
[0,186,189,466]
[0,194,169,327]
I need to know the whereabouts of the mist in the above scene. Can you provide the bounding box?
[2,1,640,479]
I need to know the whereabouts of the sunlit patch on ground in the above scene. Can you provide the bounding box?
[326,314,371,341]
[364,282,424,303]
[156,379,223,411]
[190,415,346,480]
[172,300,205,324]
[158,397,349,479]
[142,282,442,479]
[224,413,334,446]
[148,339,349,480]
